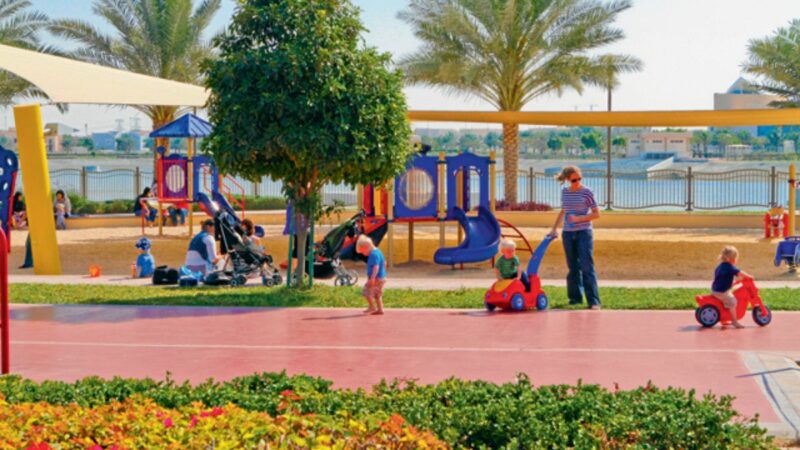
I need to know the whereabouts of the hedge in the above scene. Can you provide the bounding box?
[0,373,775,449]
[69,195,286,215]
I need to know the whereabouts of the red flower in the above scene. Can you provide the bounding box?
[163,418,173,428]
[25,443,51,450]
[188,416,199,429]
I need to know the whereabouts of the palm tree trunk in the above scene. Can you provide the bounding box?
[502,123,519,204]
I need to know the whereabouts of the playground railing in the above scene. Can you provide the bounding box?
[13,165,791,211]
[503,167,787,211]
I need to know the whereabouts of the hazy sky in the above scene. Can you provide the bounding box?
[5,0,800,132]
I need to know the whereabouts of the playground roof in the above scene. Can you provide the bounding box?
[0,44,208,106]
[149,113,212,138]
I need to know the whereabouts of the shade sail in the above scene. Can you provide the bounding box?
[0,44,208,106]
[150,113,212,138]
[407,109,800,127]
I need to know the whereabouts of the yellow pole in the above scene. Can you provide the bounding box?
[408,222,414,262]
[187,138,194,237]
[489,150,496,213]
[13,104,61,274]
[356,185,364,211]
[438,152,445,249]
[790,163,796,235]
[386,180,395,268]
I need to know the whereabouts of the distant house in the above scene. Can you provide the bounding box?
[92,130,147,152]
[713,78,798,137]
[622,130,693,159]
[44,123,79,153]
[91,131,118,151]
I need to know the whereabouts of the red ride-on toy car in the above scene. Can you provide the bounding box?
[694,278,772,328]
[484,236,555,312]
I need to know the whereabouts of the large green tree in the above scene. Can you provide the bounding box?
[399,0,634,202]
[743,19,800,108]
[204,0,412,287]
[0,0,50,105]
[48,0,221,129]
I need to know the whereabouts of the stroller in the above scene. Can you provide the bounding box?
[313,211,365,286]
[214,210,282,287]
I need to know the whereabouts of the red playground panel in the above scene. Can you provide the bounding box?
[8,305,797,427]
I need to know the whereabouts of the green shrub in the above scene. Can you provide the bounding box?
[0,373,774,449]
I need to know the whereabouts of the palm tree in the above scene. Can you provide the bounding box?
[585,53,642,208]
[48,0,220,131]
[743,19,800,108]
[398,0,635,203]
[0,0,50,106]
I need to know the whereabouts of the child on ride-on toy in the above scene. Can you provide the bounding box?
[495,239,530,292]
[711,246,753,329]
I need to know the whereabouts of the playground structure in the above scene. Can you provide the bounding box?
[148,113,249,237]
[353,149,532,268]
[764,207,789,238]
[0,146,19,245]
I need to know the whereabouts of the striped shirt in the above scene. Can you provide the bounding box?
[561,186,598,232]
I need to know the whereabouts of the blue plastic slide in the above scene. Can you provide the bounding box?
[434,206,501,265]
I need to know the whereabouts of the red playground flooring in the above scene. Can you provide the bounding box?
[8,305,799,428]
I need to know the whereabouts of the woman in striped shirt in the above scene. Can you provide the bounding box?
[548,166,602,309]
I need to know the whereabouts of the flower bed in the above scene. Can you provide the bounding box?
[0,373,775,449]
[0,396,443,449]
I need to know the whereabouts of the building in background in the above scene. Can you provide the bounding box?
[713,78,786,137]
[92,130,147,152]
[622,130,693,159]
[0,128,16,151]
[44,123,79,153]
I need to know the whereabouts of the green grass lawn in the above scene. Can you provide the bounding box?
[8,283,800,310]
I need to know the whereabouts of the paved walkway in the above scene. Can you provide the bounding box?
[8,274,800,289]
[7,304,800,438]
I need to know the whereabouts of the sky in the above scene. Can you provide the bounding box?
[4,0,800,133]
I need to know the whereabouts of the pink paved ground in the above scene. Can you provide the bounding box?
[9,305,797,424]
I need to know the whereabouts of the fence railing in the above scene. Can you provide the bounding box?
[504,166,790,211]
[17,167,359,206]
[14,165,792,211]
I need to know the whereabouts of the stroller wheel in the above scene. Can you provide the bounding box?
[263,277,274,287]
[347,270,359,285]
[334,276,349,287]
[231,275,247,287]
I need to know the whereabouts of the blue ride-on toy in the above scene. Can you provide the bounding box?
[774,236,800,272]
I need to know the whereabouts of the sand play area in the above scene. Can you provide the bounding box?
[7,223,798,282]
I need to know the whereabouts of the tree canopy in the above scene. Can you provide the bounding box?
[744,19,800,108]
[398,0,635,202]
[204,0,412,285]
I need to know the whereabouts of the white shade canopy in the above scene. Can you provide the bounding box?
[0,44,209,106]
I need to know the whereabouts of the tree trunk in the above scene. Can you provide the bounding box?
[293,208,308,288]
[502,123,519,204]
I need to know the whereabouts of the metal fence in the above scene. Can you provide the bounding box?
[505,166,791,211]
[14,165,793,211]
[17,167,359,206]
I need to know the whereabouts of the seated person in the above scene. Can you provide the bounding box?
[495,238,530,291]
[185,219,221,275]
[241,218,263,249]
[53,190,71,230]
[134,187,158,225]
[711,246,753,329]
[168,201,190,226]
[12,192,26,228]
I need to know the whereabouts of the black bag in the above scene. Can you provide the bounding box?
[153,266,179,285]
[203,271,231,286]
